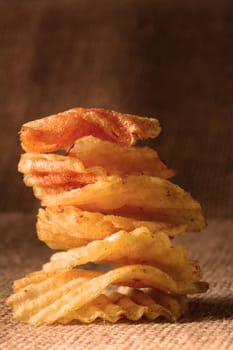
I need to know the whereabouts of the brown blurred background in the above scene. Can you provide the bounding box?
[0,0,232,218]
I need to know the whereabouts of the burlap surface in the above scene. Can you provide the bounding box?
[0,214,232,350]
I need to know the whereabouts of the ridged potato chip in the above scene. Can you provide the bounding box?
[59,290,179,324]
[24,173,99,187]
[18,153,87,174]
[43,227,200,283]
[116,287,188,321]
[18,153,106,187]
[8,266,204,324]
[69,136,174,178]
[20,108,161,153]
[19,143,173,189]
[37,206,187,249]
[59,293,128,324]
[34,175,205,231]
[145,289,189,319]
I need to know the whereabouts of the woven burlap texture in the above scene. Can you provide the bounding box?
[0,214,232,350]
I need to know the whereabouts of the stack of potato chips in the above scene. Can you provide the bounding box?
[7,108,208,324]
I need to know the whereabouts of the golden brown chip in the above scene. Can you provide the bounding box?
[12,269,100,292]
[37,206,187,249]
[18,153,106,187]
[19,144,173,188]
[24,173,100,187]
[117,287,188,321]
[43,227,200,282]
[7,266,206,324]
[18,153,86,174]
[59,291,176,324]
[69,136,174,178]
[146,289,189,319]
[108,290,175,322]
[35,183,82,194]
[20,108,161,153]
[58,294,126,324]
[34,175,205,231]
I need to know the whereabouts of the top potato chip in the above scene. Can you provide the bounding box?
[20,108,161,153]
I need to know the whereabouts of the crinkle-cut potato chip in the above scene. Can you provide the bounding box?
[34,175,205,231]
[36,183,83,194]
[18,153,87,175]
[18,139,173,179]
[43,227,200,283]
[59,293,127,324]
[18,153,107,187]
[7,266,207,324]
[145,288,189,319]
[37,206,187,249]
[24,173,101,187]
[115,287,188,321]
[20,108,161,153]
[59,290,177,324]
[12,269,101,292]
[69,136,174,178]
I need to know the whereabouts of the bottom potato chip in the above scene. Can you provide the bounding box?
[59,291,176,324]
[115,287,189,321]
[7,265,208,325]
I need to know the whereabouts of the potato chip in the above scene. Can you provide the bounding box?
[69,136,174,178]
[35,183,82,194]
[58,293,126,324]
[34,175,205,231]
[118,288,188,320]
[18,153,86,174]
[108,291,173,322]
[18,153,107,187]
[146,289,189,318]
[48,288,187,324]
[24,173,100,187]
[37,206,187,249]
[43,227,200,282]
[59,292,164,324]
[9,283,179,325]
[20,108,161,153]
[12,269,100,292]
[8,266,206,324]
